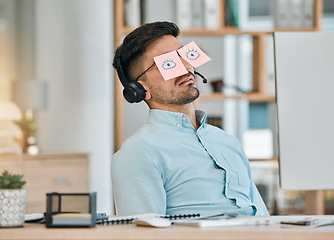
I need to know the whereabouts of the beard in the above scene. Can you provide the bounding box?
[148,84,200,105]
[170,87,199,105]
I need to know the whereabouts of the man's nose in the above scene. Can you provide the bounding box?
[180,56,194,72]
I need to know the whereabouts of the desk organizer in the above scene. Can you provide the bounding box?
[45,192,96,228]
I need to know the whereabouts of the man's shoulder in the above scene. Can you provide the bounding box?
[116,133,151,153]
[123,123,161,145]
[112,134,156,166]
[113,124,161,158]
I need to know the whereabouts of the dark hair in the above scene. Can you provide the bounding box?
[113,21,180,81]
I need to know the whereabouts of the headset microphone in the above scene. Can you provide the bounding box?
[194,71,208,84]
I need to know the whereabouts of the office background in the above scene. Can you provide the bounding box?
[0,0,114,214]
[0,0,334,215]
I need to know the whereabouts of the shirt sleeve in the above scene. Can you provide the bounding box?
[240,146,270,216]
[111,137,166,215]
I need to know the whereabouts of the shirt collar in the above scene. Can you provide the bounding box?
[195,109,207,128]
[148,109,207,129]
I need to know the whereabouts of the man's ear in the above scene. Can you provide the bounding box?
[138,80,151,100]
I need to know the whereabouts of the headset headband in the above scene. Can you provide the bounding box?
[115,44,130,88]
[115,44,146,103]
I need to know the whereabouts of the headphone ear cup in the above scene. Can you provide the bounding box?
[115,44,146,103]
[123,81,146,103]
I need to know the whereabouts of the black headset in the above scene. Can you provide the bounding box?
[115,44,208,103]
[115,44,147,103]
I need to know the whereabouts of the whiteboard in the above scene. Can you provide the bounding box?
[274,32,334,190]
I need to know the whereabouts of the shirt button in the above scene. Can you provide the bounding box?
[182,116,187,121]
[177,124,181,128]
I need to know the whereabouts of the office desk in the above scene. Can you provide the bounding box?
[1,223,334,240]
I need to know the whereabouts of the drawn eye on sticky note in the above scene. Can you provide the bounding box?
[177,41,211,68]
[154,51,188,80]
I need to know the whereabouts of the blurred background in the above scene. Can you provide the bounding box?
[0,0,333,216]
[0,0,113,214]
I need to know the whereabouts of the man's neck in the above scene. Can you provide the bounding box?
[150,103,198,130]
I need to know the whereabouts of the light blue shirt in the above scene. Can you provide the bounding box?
[111,109,269,216]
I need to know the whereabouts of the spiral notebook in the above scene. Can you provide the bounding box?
[97,212,200,225]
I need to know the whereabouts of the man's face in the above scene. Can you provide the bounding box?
[139,35,199,107]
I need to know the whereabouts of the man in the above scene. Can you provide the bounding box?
[111,21,269,216]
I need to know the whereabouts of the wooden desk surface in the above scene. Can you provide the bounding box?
[1,223,334,240]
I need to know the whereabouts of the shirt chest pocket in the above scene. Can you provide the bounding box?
[220,152,250,188]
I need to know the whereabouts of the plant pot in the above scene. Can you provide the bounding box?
[0,188,26,227]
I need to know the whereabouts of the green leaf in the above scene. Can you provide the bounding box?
[0,170,26,189]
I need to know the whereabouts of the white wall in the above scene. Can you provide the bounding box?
[34,0,114,214]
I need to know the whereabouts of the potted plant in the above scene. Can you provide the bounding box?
[14,113,38,153]
[0,170,26,227]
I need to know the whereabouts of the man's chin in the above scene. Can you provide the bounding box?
[176,89,200,105]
